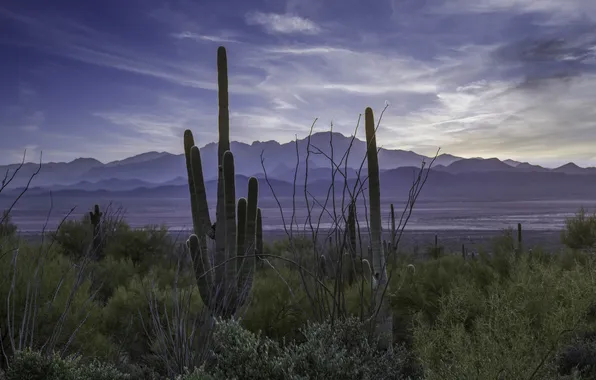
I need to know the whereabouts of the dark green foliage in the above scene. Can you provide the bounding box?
[2,349,129,380]
[103,223,171,269]
[425,235,444,259]
[199,318,417,380]
[0,210,17,238]
[556,331,596,378]
[561,208,596,250]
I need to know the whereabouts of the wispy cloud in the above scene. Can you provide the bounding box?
[171,31,241,44]
[0,8,247,92]
[245,12,321,35]
[435,0,596,25]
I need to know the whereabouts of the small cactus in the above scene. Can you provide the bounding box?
[517,222,523,255]
[89,204,103,260]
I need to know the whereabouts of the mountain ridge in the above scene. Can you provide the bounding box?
[4,166,596,203]
[1,131,595,189]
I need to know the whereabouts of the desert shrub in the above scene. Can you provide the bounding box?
[0,241,108,360]
[2,348,129,380]
[283,317,420,380]
[200,317,416,380]
[104,224,172,269]
[52,217,94,259]
[491,227,517,254]
[556,331,596,378]
[390,254,499,346]
[87,256,139,302]
[176,367,215,380]
[412,254,596,379]
[0,210,17,238]
[201,318,285,380]
[561,208,596,250]
[100,273,204,375]
[425,241,445,260]
[54,214,173,268]
[242,266,311,342]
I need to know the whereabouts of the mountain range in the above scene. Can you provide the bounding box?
[1,132,596,202]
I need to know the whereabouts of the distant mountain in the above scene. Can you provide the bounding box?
[105,151,174,167]
[10,178,162,195]
[503,159,522,167]
[5,167,596,203]
[82,154,186,183]
[551,162,596,175]
[1,132,596,192]
[516,162,549,172]
[0,157,103,188]
[438,158,516,174]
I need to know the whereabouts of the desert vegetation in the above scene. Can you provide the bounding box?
[1,46,596,379]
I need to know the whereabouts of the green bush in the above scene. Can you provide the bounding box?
[242,266,311,342]
[103,224,172,269]
[562,208,596,250]
[0,241,108,360]
[200,317,417,380]
[2,349,129,380]
[412,253,596,379]
[556,331,596,378]
[0,210,17,238]
[53,213,173,270]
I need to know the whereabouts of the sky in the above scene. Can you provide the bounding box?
[1,0,596,168]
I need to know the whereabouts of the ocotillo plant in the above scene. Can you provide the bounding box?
[364,106,393,350]
[184,46,261,318]
[89,204,103,259]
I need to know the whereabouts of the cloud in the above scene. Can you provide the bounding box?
[0,8,256,94]
[171,31,240,44]
[245,12,321,35]
[436,0,596,20]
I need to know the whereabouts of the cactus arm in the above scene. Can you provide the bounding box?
[184,130,201,235]
[237,177,258,306]
[185,134,213,237]
[347,201,356,255]
[236,198,247,263]
[187,234,214,308]
[256,208,263,259]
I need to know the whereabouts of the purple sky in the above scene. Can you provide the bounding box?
[1,0,596,167]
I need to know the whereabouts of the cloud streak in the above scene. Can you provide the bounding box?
[245,12,321,35]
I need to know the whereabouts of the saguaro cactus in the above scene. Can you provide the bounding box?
[89,204,103,259]
[184,46,262,318]
[364,107,393,349]
[517,222,523,255]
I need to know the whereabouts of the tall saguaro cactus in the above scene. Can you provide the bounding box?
[365,107,393,350]
[184,46,262,318]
